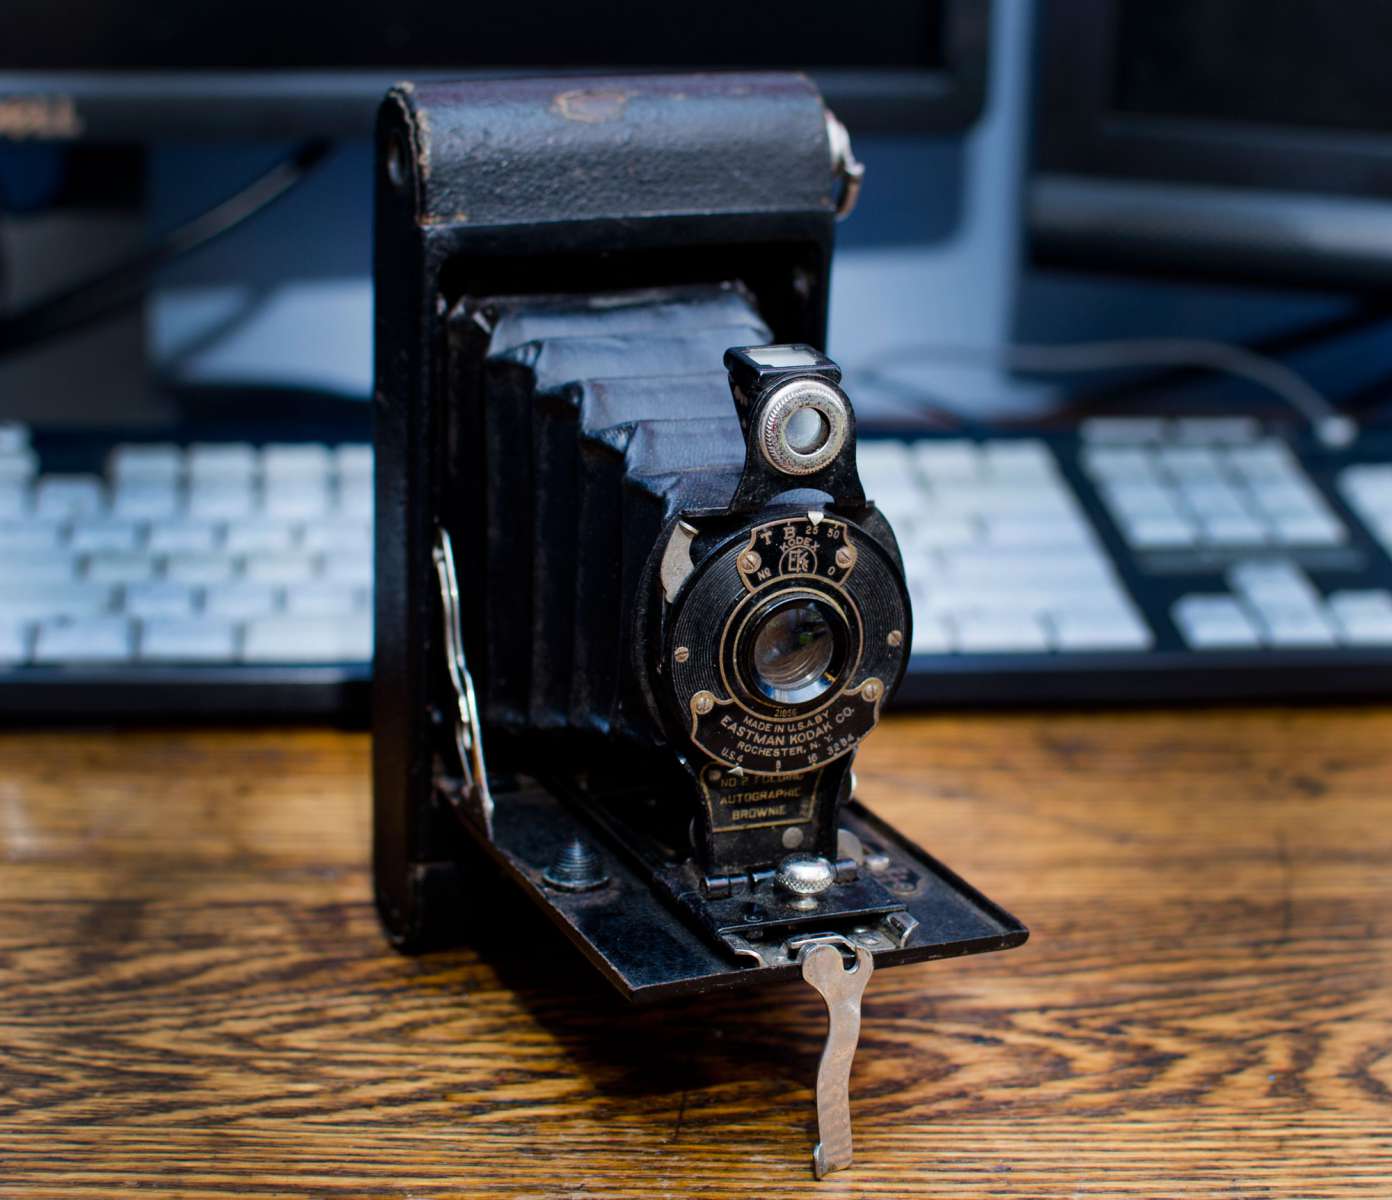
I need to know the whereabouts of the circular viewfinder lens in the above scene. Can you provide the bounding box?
[751,600,838,705]
[784,405,830,454]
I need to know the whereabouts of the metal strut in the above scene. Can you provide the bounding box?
[432,526,494,838]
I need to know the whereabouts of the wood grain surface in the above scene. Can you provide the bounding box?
[1,710,1390,1198]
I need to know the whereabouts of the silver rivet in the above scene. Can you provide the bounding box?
[782,826,805,849]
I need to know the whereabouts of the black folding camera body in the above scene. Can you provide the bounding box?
[372,75,1024,1165]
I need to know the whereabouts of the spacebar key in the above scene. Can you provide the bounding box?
[242,617,371,663]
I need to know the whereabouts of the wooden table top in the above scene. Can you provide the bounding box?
[2,710,1389,1198]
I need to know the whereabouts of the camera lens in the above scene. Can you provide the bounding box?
[750,599,839,705]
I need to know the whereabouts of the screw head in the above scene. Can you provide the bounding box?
[692,690,716,716]
[739,550,762,573]
[861,678,884,703]
[674,645,690,663]
[776,853,836,896]
[835,545,855,570]
[887,629,903,648]
[542,838,609,892]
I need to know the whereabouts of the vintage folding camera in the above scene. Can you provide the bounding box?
[373,72,1026,1177]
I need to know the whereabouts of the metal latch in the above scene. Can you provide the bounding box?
[798,935,874,1178]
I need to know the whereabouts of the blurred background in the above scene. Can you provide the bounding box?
[5,0,1392,718]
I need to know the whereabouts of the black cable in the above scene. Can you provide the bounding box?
[862,336,1357,445]
[0,139,332,357]
[1075,300,1392,409]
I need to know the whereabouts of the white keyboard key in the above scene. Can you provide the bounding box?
[70,520,140,554]
[334,444,374,478]
[262,443,331,478]
[0,520,63,551]
[264,479,330,518]
[337,487,373,520]
[0,582,114,621]
[1051,606,1153,651]
[1158,445,1223,479]
[225,521,296,554]
[35,475,104,519]
[139,619,238,661]
[165,553,236,584]
[0,483,27,517]
[188,481,255,519]
[85,552,155,584]
[204,581,279,620]
[1080,417,1167,443]
[188,443,256,480]
[1248,478,1328,518]
[1227,440,1301,481]
[1198,513,1268,546]
[10,550,78,583]
[1328,590,1392,645]
[1122,514,1197,548]
[954,611,1051,653]
[858,443,918,495]
[109,444,182,482]
[1173,417,1259,443]
[148,520,220,554]
[912,515,976,549]
[982,513,1093,548]
[1173,595,1261,649]
[300,519,372,554]
[875,496,922,535]
[285,582,360,617]
[244,553,316,583]
[1082,446,1154,479]
[1228,560,1320,607]
[1269,511,1347,546]
[1180,479,1249,518]
[112,480,180,519]
[913,441,980,480]
[0,621,29,662]
[124,581,196,620]
[1250,603,1337,648]
[242,616,371,662]
[982,440,1056,478]
[0,579,113,620]
[34,617,133,662]
[0,449,38,482]
[1102,480,1182,517]
[322,555,373,586]
[909,615,953,655]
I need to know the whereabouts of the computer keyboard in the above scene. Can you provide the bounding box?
[0,423,372,717]
[8,414,1392,718]
[862,415,1392,705]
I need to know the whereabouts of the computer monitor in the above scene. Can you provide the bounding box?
[0,0,991,138]
[1029,0,1392,292]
